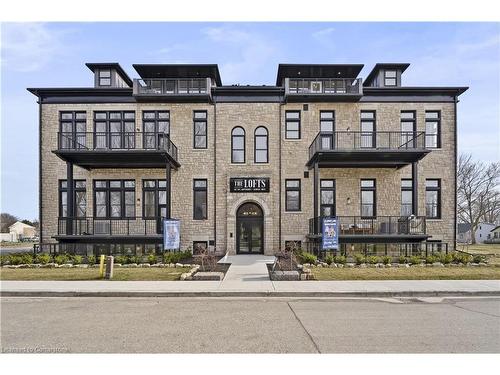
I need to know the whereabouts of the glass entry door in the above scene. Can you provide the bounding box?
[236,203,264,254]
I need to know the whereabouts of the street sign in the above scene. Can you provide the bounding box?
[163,219,180,251]
[322,216,339,251]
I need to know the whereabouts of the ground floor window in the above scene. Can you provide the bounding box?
[193,241,208,254]
[193,179,208,220]
[285,179,301,211]
[59,180,86,218]
[285,240,302,251]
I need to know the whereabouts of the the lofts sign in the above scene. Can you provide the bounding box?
[230,177,270,193]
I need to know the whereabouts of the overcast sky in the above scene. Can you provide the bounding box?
[1,22,499,219]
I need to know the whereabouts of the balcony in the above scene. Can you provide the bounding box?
[53,132,180,169]
[285,78,363,101]
[56,217,164,243]
[307,131,430,168]
[308,216,428,242]
[133,78,212,101]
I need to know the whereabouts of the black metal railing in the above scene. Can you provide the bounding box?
[57,132,178,161]
[133,78,210,96]
[58,217,164,236]
[309,131,427,159]
[308,216,426,236]
[286,78,363,95]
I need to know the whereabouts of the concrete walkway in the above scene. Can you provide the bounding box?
[217,254,275,291]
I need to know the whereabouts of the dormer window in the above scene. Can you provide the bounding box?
[384,70,397,86]
[99,70,111,86]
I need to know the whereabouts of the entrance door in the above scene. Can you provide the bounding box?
[236,202,264,254]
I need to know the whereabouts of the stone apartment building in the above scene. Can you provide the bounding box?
[29,62,467,257]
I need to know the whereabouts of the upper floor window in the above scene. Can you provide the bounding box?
[94,180,135,219]
[384,70,397,86]
[401,179,413,216]
[193,111,207,149]
[231,127,245,163]
[425,111,441,148]
[99,70,111,86]
[285,179,301,212]
[254,126,268,163]
[285,111,301,139]
[59,180,86,218]
[59,111,87,149]
[361,179,376,218]
[401,111,416,146]
[360,110,376,148]
[94,111,136,149]
[426,179,441,219]
[143,111,170,149]
[142,179,167,218]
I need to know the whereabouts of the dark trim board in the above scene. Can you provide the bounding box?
[306,235,430,243]
[54,235,163,243]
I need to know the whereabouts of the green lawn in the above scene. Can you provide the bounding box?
[0,267,191,281]
[456,243,500,265]
[311,266,500,280]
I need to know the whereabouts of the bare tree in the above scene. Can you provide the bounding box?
[0,213,18,233]
[457,154,500,243]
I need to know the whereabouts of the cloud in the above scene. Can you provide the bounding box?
[1,23,71,72]
[312,27,336,41]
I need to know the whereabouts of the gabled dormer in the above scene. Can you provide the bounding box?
[364,63,410,88]
[85,63,133,88]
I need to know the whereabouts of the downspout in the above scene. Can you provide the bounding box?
[38,95,42,246]
[213,92,217,253]
[278,99,283,252]
[454,95,458,250]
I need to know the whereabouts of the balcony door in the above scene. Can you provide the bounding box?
[320,180,336,217]
[320,111,335,150]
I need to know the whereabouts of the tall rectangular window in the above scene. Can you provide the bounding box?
[142,180,167,218]
[384,70,397,86]
[285,179,301,211]
[99,70,111,86]
[320,179,335,217]
[59,111,87,149]
[94,111,135,149]
[93,180,135,218]
[425,111,441,148]
[319,111,335,149]
[401,179,413,216]
[426,179,441,219]
[193,111,207,149]
[59,180,86,218]
[401,111,416,147]
[143,111,170,149]
[285,111,301,139]
[360,111,376,148]
[361,179,376,218]
[193,179,208,220]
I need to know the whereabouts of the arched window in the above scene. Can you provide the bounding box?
[231,127,245,163]
[254,126,268,163]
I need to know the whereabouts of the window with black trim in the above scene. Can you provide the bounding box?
[401,179,413,216]
[384,70,397,86]
[231,127,245,163]
[193,179,208,220]
[93,180,135,218]
[94,111,136,149]
[143,111,170,149]
[285,111,301,139]
[319,111,335,150]
[320,179,336,217]
[193,111,207,149]
[425,111,441,148]
[360,110,376,148]
[59,180,86,218]
[254,126,268,163]
[361,179,376,218]
[142,180,167,218]
[426,179,441,219]
[400,111,416,146]
[59,111,87,149]
[285,179,301,211]
[99,69,111,86]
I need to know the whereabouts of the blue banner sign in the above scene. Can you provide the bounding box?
[322,217,339,251]
[163,219,180,251]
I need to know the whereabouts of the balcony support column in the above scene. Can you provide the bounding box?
[313,162,319,233]
[166,162,171,219]
[412,161,418,216]
[66,161,74,235]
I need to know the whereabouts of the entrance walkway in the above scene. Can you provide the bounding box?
[218,254,275,292]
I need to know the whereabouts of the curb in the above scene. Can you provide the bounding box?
[2,290,499,298]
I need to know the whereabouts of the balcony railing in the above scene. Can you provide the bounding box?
[286,78,363,95]
[57,132,178,161]
[309,131,426,160]
[308,216,427,236]
[58,217,164,236]
[133,78,211,96]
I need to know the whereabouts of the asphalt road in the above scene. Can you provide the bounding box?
[1,297,499,353]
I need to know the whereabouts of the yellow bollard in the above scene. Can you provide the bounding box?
[99,255,105,278]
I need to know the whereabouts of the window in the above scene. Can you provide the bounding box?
[401,179,413,216]
[231,127,245,163]
[425,111,441,148]
[384,70,397,86]
[59,111,87,149]
[142,180,167,218]
[93,180,135,218]
[285,111,301,139]
[94,111,135,149]
[320,180,336,217]
[143,111,170,149]
[59,180,86,217]
[254,127,268,163]
[193,179,208,220]
[285,240,302,251]
[193,111,207,149]
[285,179,301,211]
[319,111,335,149]
[99,69,111,86]
[361,179,376,217]
[193,241,208,254]
[401,111,416,147]
[426,179,441,219]
[360,111,376,148]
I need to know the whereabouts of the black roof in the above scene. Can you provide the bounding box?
[133,64,222,86]
[276,64,364,85]
[85,63,133,87]
[364,63,411,86]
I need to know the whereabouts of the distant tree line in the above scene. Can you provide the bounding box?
[0,213,39,233]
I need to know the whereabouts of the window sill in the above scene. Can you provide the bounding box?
[284,210,302,214]
[284,139,302,142]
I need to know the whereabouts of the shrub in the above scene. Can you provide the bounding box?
[8,254,22,265]
[128,254,142,264]
[114,255,127,265]
[35,253,51,265]
[398,256,407,264]
[300,252,317,265]
[453,252,472,264]
[473,254,485,264]
[334,255,347,265]
[382,256,392,265]
[425,255,439,264]
[325,254,334,265]
[354,253,366,265]
[0,254,9,265]
[72,255,83,265]
[367,255,380,265]
[54,254,69,265]
[409,256,421,265]
[439,253,453,265]
[147,254,157,265]
[87,255,96,265]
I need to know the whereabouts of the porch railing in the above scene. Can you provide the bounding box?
[58,217,164,236]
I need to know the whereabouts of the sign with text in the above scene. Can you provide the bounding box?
[230,177,270,193]
[163,219,180,251]
[322,217,339,251]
